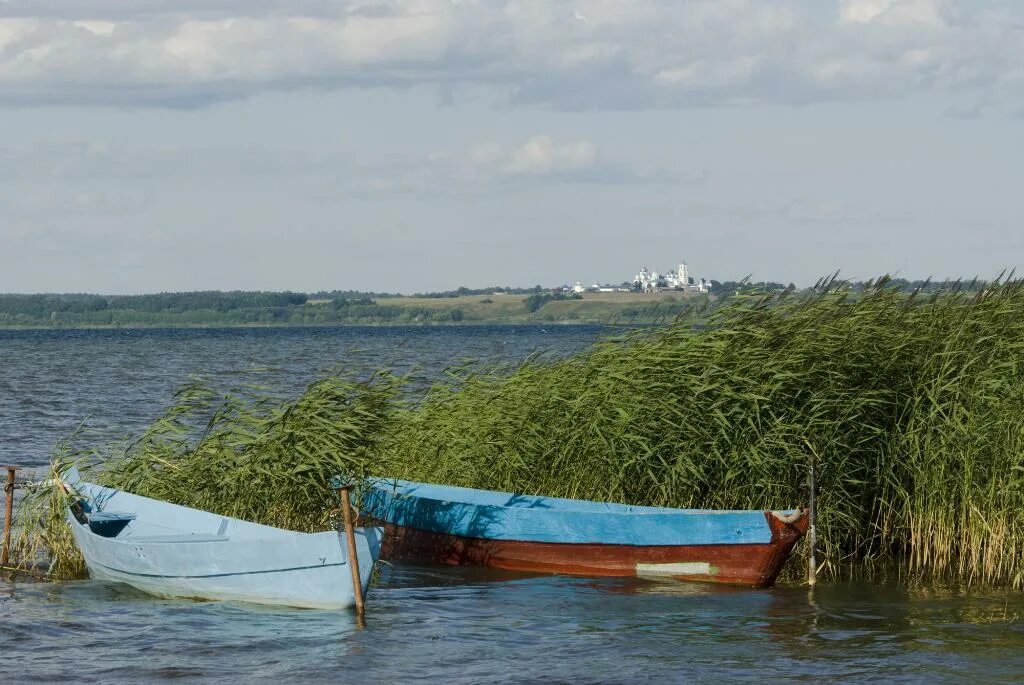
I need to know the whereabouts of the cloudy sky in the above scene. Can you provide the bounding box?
[2,0,1022,293]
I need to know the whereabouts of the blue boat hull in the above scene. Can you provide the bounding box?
[362,479,807,587]
[64,469,382,609]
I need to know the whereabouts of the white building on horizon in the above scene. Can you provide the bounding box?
[665,263,689,289]
[634,266,660,292]
[634,261,710,293]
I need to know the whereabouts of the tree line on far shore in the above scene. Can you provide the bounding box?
[0,278,987,328]
[0,292,458,327]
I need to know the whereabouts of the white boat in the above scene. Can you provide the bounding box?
[62,468,382,609]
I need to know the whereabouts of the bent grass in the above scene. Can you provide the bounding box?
[14,276,1024,588]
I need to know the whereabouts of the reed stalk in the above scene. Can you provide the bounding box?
[14,276,1024,587]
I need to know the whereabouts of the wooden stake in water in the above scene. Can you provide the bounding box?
[807,455,818,587]
[337,485,365,618]
[2,467,15,567]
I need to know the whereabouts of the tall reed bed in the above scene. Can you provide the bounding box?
[11,372,403,577]
[380,277,1024,586]
[15,278,1024,587]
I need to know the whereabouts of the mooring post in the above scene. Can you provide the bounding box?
[2,466,15,567]
[807,454,817,587]
[337,484,365,618]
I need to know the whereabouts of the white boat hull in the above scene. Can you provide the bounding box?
[64,469,382,609]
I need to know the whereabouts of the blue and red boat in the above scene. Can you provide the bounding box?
[361,479,808,587]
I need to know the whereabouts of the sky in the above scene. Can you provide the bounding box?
[1,0,1022,294]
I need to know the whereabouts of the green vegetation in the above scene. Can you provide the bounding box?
[410,285,550,297]
[705,277,986,297]
[1,280,991,328]
[707,279,790,295]
[0,291,309,327]
[13,374,403,578]
[523,291,584,313]
[14,276,1024,589]
[0,290,704,327]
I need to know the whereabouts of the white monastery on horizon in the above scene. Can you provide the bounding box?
[566,260,712,294]
[634,262,711,293]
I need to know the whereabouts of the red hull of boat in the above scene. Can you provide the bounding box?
[378,511,809,588]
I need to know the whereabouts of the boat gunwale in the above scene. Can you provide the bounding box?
[369,478,800,518]
[67,473,334,541]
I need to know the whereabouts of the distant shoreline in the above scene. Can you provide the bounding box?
[0,321,630,331]
[0,291,712,330]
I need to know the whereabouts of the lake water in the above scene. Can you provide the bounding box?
[0,325,605,469]
[2,325,1024,683]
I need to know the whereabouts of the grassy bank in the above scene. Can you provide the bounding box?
[13,277,1024,588]
[0,291,707,328]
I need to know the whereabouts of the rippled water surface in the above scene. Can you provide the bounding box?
[0,325,604,468]
[2,326,1024,682]
[5,567,1024,683]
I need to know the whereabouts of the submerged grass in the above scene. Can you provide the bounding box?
[13,276,1024,588]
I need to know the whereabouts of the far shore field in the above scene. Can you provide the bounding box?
[0,291,713,329]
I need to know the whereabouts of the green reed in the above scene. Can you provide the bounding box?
[11,371,404,577]
[15,276,1024,587]
[379,276,1024,587]
[10,458,88,579]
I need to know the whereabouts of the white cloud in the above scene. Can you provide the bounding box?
[839,0,948,26]
[0,134,659,195]
[840,0,891,23]
[503,136,597,175]
[0,1,1020,109]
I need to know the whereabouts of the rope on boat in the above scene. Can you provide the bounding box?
[774,509,806,524]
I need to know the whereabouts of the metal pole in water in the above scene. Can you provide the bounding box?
[338,485,365,618]
[807,454,817,587]
[2,467,15,567]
